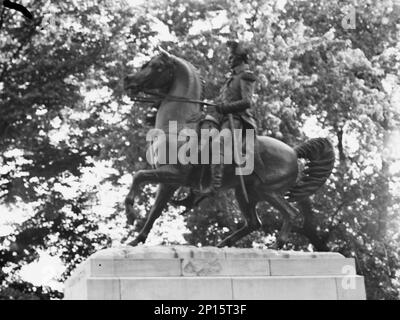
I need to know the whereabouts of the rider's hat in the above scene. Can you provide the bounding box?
[226,40,249,62]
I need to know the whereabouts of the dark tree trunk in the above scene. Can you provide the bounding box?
[297,199,330,252]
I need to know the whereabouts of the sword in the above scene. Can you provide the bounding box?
[228,113,249,203]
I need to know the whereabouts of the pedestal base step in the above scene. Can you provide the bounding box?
[64,246,366,300]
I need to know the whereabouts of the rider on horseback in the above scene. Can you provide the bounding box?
[200,40,258,195]
[123,45,335,248]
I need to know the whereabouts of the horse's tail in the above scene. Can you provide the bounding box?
[286,138,335,202]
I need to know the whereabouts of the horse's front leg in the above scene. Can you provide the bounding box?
[125,169,147,224]
[124,166,187,245]
[128,183,178,246]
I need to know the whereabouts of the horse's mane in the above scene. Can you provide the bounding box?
[169,55,202,99]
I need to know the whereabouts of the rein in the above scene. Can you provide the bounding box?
[129,89,217,107]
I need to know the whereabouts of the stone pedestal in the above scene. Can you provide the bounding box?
[64,246,366,300]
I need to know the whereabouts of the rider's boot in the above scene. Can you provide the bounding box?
[200,163,223,195]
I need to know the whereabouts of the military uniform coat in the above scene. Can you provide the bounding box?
[217,64,257,129]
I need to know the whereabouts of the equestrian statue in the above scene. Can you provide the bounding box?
[123,41,335,248]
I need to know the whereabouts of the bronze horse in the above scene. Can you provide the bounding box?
[123,49,334,248]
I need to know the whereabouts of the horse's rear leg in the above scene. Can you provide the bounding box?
[128,183,178,246]
[217,187,261,248]
[264,192,299,248]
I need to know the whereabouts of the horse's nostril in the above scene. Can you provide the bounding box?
[124,75,139,91]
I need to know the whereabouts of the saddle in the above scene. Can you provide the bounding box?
[195,119,267,190]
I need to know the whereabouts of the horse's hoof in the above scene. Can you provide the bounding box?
[127,239,139,247]
[270,240,284,250]
[126,235,146,247]
[216,240,230,248]
[125,207,137,226]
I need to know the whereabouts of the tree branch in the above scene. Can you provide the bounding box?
[0,16,40,81]
[336,126,346,162]
[0,4,6,31]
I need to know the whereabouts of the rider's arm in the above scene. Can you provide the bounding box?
[217,72,256,114]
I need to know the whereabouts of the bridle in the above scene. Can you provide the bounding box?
[126,56,217,107]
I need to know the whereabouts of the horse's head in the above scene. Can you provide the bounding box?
[124,48,175,95]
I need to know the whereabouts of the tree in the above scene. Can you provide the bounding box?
[0,0,132,299]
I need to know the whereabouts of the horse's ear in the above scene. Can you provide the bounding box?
[158,46,171,58]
